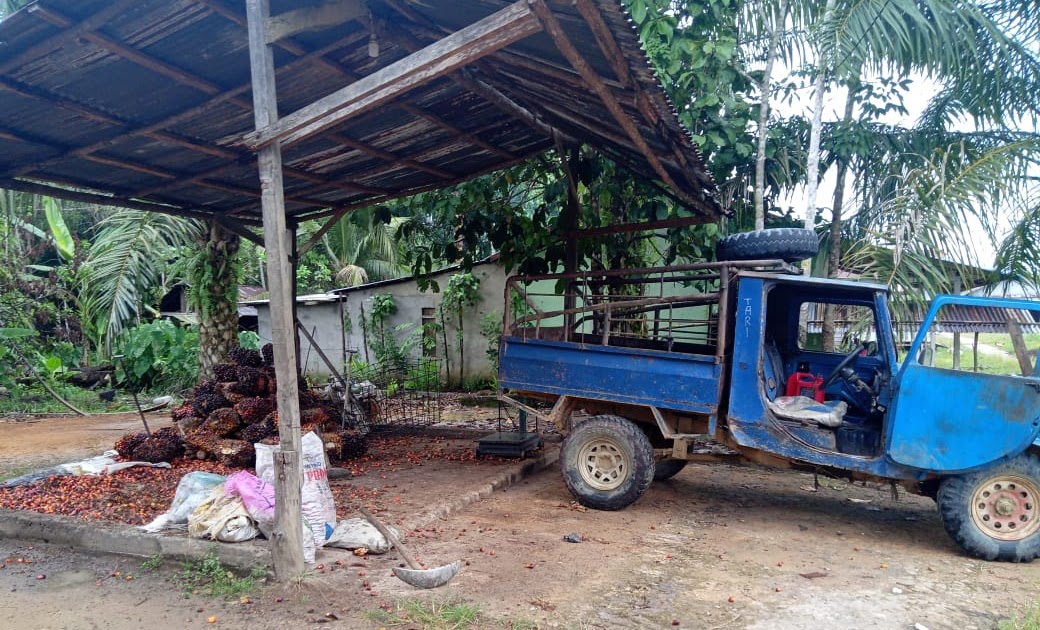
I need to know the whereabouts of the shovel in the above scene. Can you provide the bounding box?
[358,506,460,589]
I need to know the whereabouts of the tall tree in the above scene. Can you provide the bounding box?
[185,220,241,381]
[79,211,202,355]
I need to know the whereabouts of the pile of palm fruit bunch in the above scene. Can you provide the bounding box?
[117,344,366,467]
[114,426,186,463]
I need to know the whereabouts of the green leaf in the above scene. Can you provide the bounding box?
[0,327,37,339]
[44,197,75,261]
[629,0,646,24]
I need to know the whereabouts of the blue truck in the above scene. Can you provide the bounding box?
[497,229,1040,561]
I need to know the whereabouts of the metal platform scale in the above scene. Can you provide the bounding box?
[476,407,541,458]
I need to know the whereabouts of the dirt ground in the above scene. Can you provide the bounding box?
[3,413,1040,629]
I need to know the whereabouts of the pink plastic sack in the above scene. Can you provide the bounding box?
[224,470,276,533]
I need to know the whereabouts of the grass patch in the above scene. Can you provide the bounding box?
[1000,601,1040,630]
[174,554,267,599]
[140,554,164,572]
[0,383,138,415]
[366,598,481,629]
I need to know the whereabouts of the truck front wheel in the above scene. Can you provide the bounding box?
[560,415,654,511]
[937,455,1040,562]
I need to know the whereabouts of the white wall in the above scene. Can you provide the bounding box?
[254,300,347,380]
[250,262,509,386]
[341,263,507,385]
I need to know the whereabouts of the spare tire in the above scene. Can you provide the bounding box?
[716,228,818,263]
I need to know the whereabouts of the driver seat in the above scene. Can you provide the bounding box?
[763,343,846,428]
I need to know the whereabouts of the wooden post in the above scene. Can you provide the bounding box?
[245,0,542,149]
[245,0,305,579]
[1009,320,1033,376]
[973,331,980,373]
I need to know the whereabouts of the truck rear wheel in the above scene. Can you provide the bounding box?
[560,415,654,511]
[653,458,688,481]
[715,228,818,263]
[937,454,1040,562]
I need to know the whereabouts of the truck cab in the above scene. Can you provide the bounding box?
[499,247,1040,562]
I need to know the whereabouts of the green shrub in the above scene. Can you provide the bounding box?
[116,319,198,392]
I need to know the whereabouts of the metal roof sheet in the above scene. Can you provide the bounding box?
[0,0,720,229]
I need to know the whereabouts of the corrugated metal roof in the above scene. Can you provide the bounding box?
[0,0,719,228]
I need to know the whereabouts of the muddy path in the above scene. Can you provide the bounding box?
[1,414,1038,629]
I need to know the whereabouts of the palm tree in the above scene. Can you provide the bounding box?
[78,211,203,355]
[313,206,404,287]
[187,220,241,380]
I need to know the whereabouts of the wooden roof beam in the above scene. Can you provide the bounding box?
[9,37,366,182]
[326,132,457,180]
[0,176,252,224]
[3,0,138,73]
[30,6,229,97]
[265,0,366,44]
[245,0,542,149]
[203,0,508,166]
[293,150,535,223]
[573,0,631,85]
[454,69,570,143]
[527,0,708,213]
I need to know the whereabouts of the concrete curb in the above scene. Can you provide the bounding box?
[404,446,559,531]
[0,509,270,571]
[0,446,559,572]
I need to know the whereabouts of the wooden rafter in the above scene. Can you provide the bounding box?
[528,0,714,215]
[203,0,507,175]
[573,0,631,85]
[0,176,258,224]
[4,0,138,73]
[245,1,542,149]
[15,3,383,206]
[564,215,710,238]
[454,70,567,142]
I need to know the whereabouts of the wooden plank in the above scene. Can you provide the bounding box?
[297,208,349,257]
[573,0,631,85]
[454,69,570,141]
[246,0,305,579]
[528,0,705,212]
[564,215,710,238]
[245,0,542,149]
[215,217,264,247]
[0,177,235,223]
[1008,320,1034,376]
[266,0,366,44]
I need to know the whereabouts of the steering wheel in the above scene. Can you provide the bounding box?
[822,345,863,388]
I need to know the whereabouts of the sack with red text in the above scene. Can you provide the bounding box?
[301,431,337,548]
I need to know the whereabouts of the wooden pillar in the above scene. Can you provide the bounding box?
[559,145,580,337]
[245,0,305,578]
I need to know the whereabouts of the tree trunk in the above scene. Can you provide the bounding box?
[754,0,788,231]
[803,0,837,265]
[820,92,855,351]
[196,220,241,382]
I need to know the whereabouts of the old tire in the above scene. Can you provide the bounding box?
[937,455,1040,562]
[653,458,688,481]
[560,415,654,511]
[716,228,818,263]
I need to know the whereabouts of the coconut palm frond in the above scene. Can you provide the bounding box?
[993,192,1040,291]
[846,138,1040,311]
[79,211,202,352]
[334,264,368,287]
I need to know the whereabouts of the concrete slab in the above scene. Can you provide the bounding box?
[0,447,558,572]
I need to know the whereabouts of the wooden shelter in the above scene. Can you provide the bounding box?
[0,0,721,576]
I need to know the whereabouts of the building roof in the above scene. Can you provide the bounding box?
[0,0,720,230]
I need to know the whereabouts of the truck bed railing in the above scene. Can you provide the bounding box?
[504,259,797,361]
